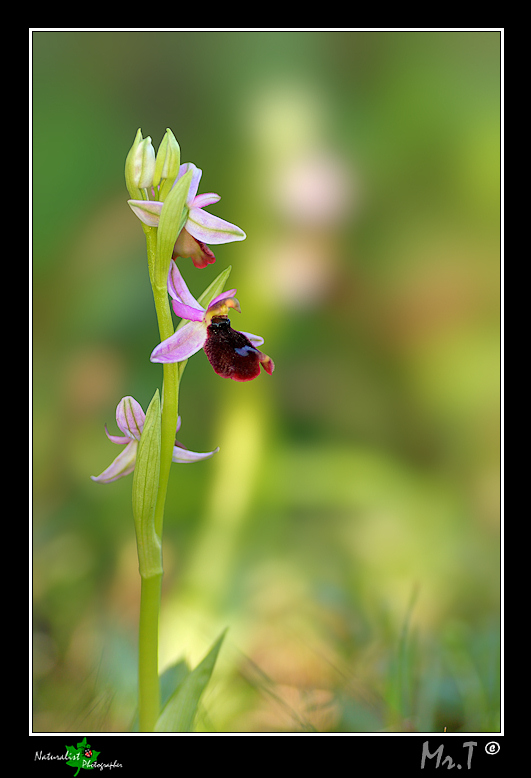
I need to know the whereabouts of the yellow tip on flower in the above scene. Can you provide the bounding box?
[205,297,241,323]
[225,297,241,314]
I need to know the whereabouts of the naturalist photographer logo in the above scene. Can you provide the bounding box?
[34,737,122,774]
[65,737,100,775]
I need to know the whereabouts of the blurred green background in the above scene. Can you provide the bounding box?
[33,30,500,733]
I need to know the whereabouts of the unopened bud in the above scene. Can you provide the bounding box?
[153,128,181,200]
[125,129,156,198]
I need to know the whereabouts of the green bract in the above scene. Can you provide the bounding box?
[132,390,162,579]
[155,169,193,290]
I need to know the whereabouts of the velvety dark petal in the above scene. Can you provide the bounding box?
[203,316,274,382]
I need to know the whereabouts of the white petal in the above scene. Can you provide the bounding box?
[192,192,221,208]
[91,441,138,483]
[177,162,202,203]
[186,207,246,245]
[128,199,163,227]
[168,260,204,311]
[239,331,265,347]
[150,320,207,364]
[172,445,220,463]
[116,396,145,440]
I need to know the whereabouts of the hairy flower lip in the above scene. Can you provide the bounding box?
[91,396,218,483]
[204,316,275,381]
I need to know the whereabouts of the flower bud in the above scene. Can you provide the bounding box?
[125,129,156,197]
[125,128,143,199]
[125,129,157,199]
[153,128,181,200]
[135,137,156,189]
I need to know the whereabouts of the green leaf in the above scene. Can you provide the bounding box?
[197,265,232,309]
[159,660,190,708]
[132,390,162,578]
[155,630,227,732]
[65,738,100,777]
[129,660,190,732]
[155,169,193,290]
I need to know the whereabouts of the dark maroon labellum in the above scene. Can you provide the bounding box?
[204,316,265,381]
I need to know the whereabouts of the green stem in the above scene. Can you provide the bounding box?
[138,574,163,731]
[137,228,181,731]
[153,292,179,540]
[147,228,180,539]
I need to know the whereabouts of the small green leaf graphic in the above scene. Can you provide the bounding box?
[65,737,100,776]
[155,630,226,732]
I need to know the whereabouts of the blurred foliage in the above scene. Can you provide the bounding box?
[32,30,500,732]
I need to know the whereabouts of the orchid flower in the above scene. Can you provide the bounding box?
[128,163,246,269]
[150,261,274,382]
[91,396,219,484]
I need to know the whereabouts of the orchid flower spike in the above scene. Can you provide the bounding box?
[128,163,246,269]
[91,396,219,484]
[150,261,275,382]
